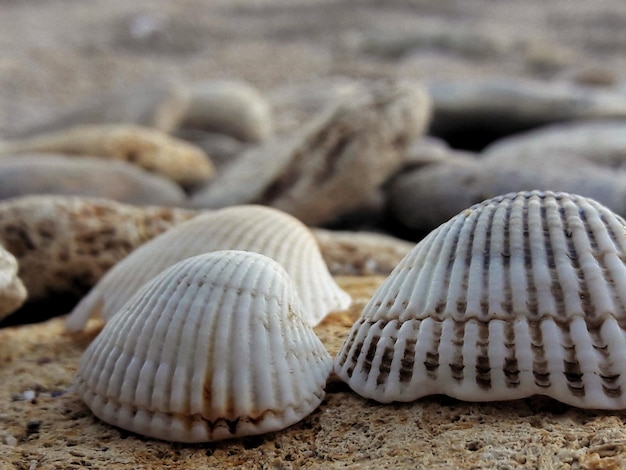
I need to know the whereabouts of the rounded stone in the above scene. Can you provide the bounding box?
[0,154,186,206]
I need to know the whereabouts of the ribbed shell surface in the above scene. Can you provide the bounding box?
[334,190,626,409]
[73,250,332,442]
[66,205,351,331]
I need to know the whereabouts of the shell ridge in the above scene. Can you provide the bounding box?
[229,256,257,423]
[281,298,311,403]
[508,195,530,316]
[477,200,500,321]
[338,319,373,391]
[244,254,286,417]
[567,317,598,399]
[395,320,420,398]
[371,321,399,393]
[598,318,626,403]
[334,317,364,370]
[132,261,197,410]
[359,321,387,398]
[541,319,572,399]
[164,260,213,416]
[444,209,477,321]
[421,214,463,321]
[411,221,457,320]
[551,197,584,317]
[203,254,244,422]
[487,320,507,390]
[578,199,617,317]
[460,320,479,394]
[512,319,533,391]
[104,275,172,402]
[485,199,508,322]
[527,194,558,318]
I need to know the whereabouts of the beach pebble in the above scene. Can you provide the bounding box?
[0,196,198,301]
[190,81,431,226]
[0,154,185,206]
[0,124,214,188]
[483,119,626,168]
[7,79,190,138]
[403,136,477,170]
[180,80,274,143]
[0,243,27,320]
[427,79,626,146]
[388,153,626,233]
[175,129,247,169]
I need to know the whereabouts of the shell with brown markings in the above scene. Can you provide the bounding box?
[334,190,626,409]
[73,250,332,442]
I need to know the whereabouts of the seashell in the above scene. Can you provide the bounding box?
[0,124,214,188]
[334,190,626,409]
[72,250,332,442]
[66,205,351,331]
[0,196,197,302]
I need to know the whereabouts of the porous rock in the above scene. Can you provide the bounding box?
[0,196,198,301]
[6,79,190,138]
[0,244,26,320]
[0,154,185,206]
[312,228,414,276]
[180,80,274,143]
[190,81,432,226]
[0,124,214,188]
[0,196,411,308]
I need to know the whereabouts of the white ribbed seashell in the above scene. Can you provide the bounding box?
[335,190,626,409]
[66,205,350,331]
[73,250,332,442]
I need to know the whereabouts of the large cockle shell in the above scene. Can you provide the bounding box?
[335,190,626,409]
[73,250,332,442]
[66,205,351,331]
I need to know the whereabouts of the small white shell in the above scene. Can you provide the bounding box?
[73,250,332,442]
[335,190,626,409]
[66,205,351,331]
